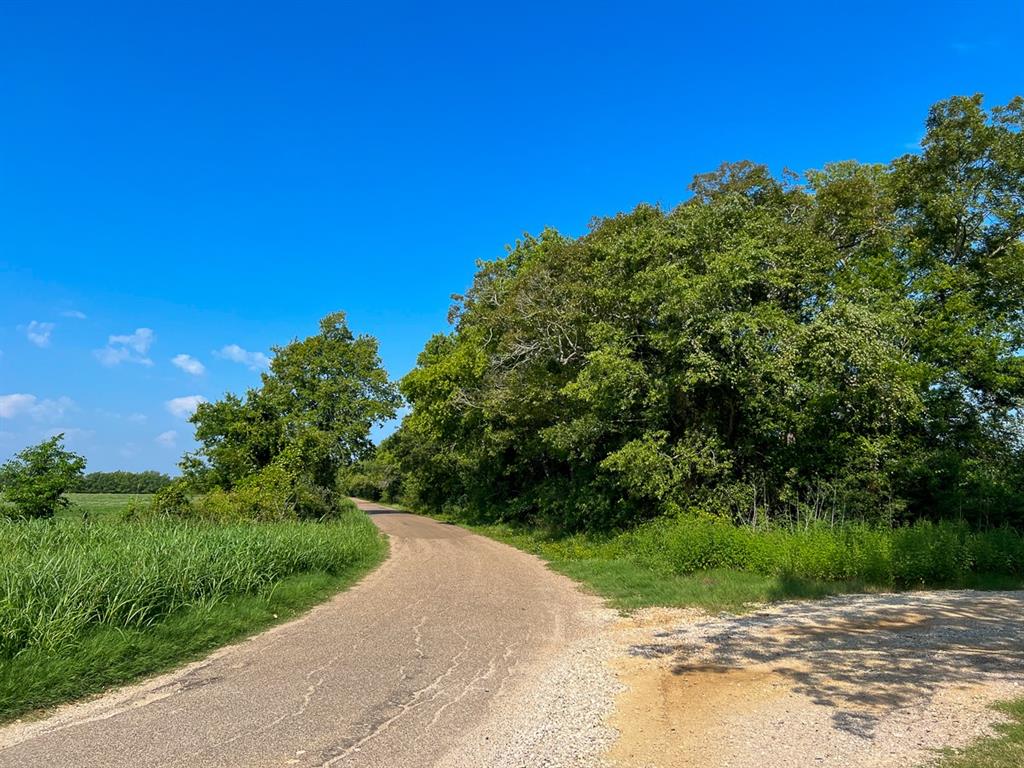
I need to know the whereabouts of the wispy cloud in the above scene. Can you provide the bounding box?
[171,353,205,376]
[216,344,270,371]
[95,328,155,366]
[155,430,178,447]
[61,310,88,320]
[0,393,74,421]
[165,395,207,419]
[26,321,55,348]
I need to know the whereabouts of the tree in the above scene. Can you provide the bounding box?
[0,435,87,519]
[392,94,1024,532]
[262,311,402,488]
[184,312,401,517]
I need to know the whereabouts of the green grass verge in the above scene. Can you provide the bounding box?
[0,511,386,722]
[932,699,1024,767]
[457,520,882,611]
[417,514,1024,612]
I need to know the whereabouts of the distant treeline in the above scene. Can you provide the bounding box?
[72,471,174,494]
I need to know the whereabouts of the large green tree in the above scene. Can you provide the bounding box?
[184,312,400,511]
[394,95,1024,531]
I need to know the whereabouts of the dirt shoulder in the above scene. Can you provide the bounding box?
[605,591,1024,768]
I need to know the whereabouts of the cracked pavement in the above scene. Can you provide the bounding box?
[0,501,605,767]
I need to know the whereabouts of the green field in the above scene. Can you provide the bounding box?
[0,503,386,721]
[63,492,153,520]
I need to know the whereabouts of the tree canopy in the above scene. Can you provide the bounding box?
[182,312,400,518]
[382,94,1024,532]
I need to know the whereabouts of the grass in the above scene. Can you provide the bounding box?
[933,699,1024,767]
[63,492,152,520]
[457,520,879,611]
[0,508,386,721]
[417,513,1024,612]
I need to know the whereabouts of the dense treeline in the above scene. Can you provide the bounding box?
[72,471,173,494]
[353,95,1024,533]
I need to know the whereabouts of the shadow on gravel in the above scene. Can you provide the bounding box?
[635,592,1024,738]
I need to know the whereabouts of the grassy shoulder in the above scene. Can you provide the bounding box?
[934,699,1024,768]
[454,519,881,611]
[0,505,386,722]
[417,511,1024,612]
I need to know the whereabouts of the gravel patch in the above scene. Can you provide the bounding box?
[608,590,1024,768]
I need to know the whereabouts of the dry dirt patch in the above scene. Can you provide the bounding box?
[606,591,1024,768]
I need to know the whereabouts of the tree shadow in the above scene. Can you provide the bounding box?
[631,591,1024,739]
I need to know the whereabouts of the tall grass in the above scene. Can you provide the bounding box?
[0,511,385,719]
[452,514,1024,610]
[0,514,382,660]
[616,518,1024,586]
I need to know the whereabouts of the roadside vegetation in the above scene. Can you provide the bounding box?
[346,94,1024,581]
[346,96,1024,763]
[0,510,384,721]
[0,311,397,721]
[935,699,1024,768]
[437,516,1024,611]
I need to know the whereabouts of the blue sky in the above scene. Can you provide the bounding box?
[1,1,1021,473]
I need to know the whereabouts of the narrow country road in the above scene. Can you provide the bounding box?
[0,502,612,768]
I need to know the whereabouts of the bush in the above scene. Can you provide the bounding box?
[0,435,86,519]
[150,483,194,518]
[156,463,356,523]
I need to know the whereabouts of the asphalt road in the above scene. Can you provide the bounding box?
[0,501,603,768]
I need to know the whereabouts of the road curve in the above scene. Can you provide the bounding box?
[0,501,609,768]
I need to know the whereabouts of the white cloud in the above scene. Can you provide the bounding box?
[0,394,36,418]
[166,395,207,419]
[26,321,55,348]
[0,394,74,421]
[155,430,178,447]
[32,397,75,422]
[95,328,155,366]
[62,310,88,320]
[171,353,205,376]
[216,344,270,371]
[127,412,148,424]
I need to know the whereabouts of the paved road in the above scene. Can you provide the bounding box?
[0,502,603,768]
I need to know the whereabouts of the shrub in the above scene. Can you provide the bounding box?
[150,483,194,518]
[0,435,86,519]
